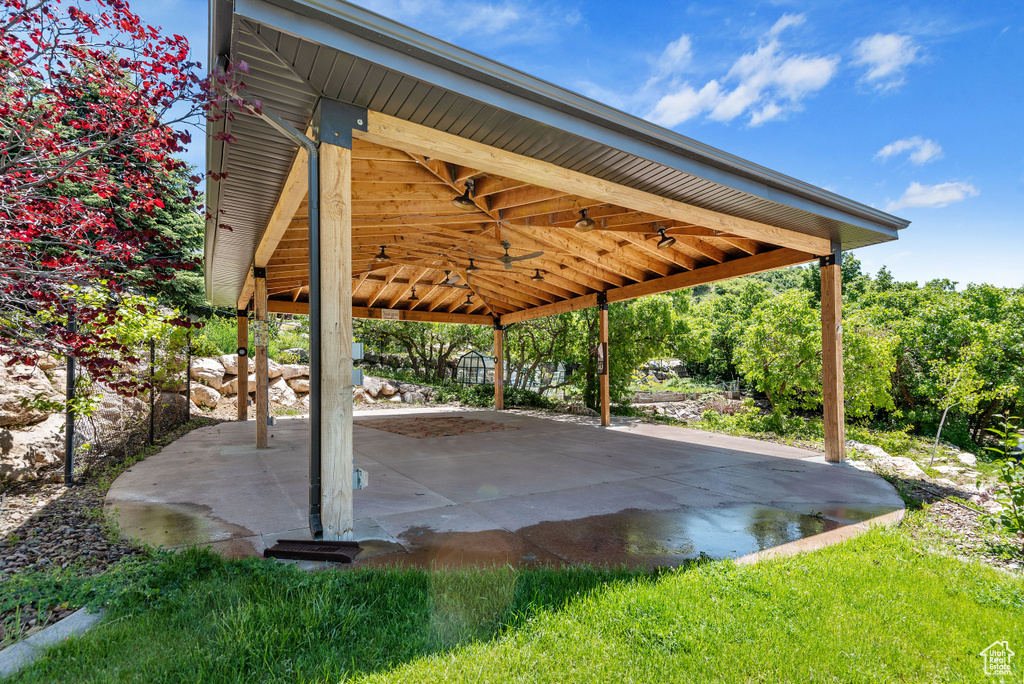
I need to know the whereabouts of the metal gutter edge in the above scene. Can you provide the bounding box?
[241,0,908,235]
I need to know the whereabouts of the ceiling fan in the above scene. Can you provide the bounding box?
[469,239,544,270]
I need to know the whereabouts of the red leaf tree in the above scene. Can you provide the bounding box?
[1,0,205,382]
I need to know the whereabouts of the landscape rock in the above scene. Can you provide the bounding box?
[281,364,308,380]
[190,384,221,409]
[286,376,309,393]
[956,452,978,467]
[362,376,385,398]
[379,382,399,397]
[387,394,403,403]
[219,354,254,376]
[35,353,60,371]
[0,414,66,480]
[401,390,426,403]
[353,388,374,404]
[933,465,962,476]
[874,455,927,479]
[219,375,238,396]
[191,357,226,390]
[0,363,63,427]
[221,374,254,396]
[268,377,297,406]
[845,440,891,460]
[267,359,284,379]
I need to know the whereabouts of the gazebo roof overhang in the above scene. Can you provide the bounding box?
[205,0,909,323]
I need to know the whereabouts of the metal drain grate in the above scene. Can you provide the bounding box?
[264,539,362,563]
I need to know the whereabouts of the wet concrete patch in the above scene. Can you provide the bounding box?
[357,504,843,570]
[106,501,255,548]
[356,526,565,569]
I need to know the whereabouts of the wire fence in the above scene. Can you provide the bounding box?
[66,332,193,482]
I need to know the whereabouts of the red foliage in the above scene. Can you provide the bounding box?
[0,0,204,383]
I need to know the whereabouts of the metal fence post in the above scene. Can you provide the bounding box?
[186,332,192,423]
[64,313,76,486]
[148,338,155,445]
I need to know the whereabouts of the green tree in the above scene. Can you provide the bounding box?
[735,290,897,419]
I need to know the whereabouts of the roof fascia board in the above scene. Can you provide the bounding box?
[232,0,904,239]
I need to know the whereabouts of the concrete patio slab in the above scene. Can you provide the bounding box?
[105,408,904,569]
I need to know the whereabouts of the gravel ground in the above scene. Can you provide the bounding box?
[0,418,220,643]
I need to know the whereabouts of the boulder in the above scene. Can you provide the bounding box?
[191,357,226,390]
[281,364,308,380]
[35,353,61,371]
[875,456,927,480]
[956,452,978,467]
[387,393,403,403]
[401,390,426,403]
[286,376,309,393]
[267,359,284,379]
[191,384,221,409]
[219,375,238,396]
[268,376,298,406]
[221,374,254,396]
[845,440,891,460]
[362,376,385,398]
[353,387,374,404]
[0,363,64,427]
[219,354,254,376]
[0,413,66,481]
[379,381,399,397]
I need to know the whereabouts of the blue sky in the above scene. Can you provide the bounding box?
[142,0,1023,288]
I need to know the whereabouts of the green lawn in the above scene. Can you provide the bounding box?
[7,527,1023,683]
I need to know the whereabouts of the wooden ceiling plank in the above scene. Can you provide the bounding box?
[358,112,831,255]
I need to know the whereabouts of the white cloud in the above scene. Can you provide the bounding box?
[647,14,838,127]
[875,136,943,164]
[650,34,694,83]
[649,81,722,127]
[354,0,575,42]
[853,33,921,91]
[886,181,978,211]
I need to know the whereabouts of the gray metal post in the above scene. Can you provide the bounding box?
[148,338,155,445]
[186,332,192,423]
[64,313,76,485]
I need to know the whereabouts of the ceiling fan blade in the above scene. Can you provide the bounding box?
[509,251,545,261]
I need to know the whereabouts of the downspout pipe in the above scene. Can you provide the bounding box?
[242,98,324,539]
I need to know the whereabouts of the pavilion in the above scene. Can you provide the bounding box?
[204,0,910,542]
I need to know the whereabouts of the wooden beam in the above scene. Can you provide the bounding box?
[265,299,492,324]
[321,142,354,541]
[357,112,831,255]
[254,275,268,449]
[500,248,814,325]
[237,149,309,309]
[494,325,504,410]
[821,256,846,463]
[236,313,248,421]
[599,301,610,427]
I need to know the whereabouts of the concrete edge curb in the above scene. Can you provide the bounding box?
[734,507,907,566]
[0,608,104,679]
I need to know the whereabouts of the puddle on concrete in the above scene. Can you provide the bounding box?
[357,503,847,570]
[105,501,255,548]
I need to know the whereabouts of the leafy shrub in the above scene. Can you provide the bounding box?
[984,415,1024,536]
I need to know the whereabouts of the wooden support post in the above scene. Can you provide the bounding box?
[494,324,504,410]
[821,251,846,462]
[599,297,611,427]
[320,141,354,541]
[237,311,248,421]
[255,272,269,449]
